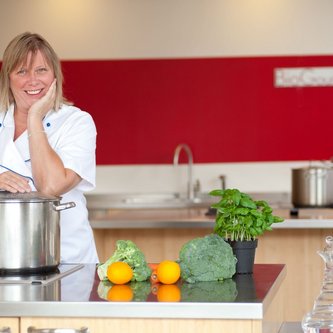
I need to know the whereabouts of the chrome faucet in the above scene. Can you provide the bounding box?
[173,143,193,200]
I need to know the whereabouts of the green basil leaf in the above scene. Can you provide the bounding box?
[240,197,257,209]
[255,218,263,227]
[273,216,284,222]
[234,207,249,215]
[209,189,225,197]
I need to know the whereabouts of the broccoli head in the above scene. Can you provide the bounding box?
[97,240,152,282]
[179,234,237,283]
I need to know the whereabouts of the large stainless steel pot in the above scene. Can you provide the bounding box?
[292,166,333,208]
[0,191,75,274]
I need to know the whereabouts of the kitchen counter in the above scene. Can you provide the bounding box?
[0,264,286,333]
[0,264,285,319]
[86,191,333,229]
[84,193,331,324]
[88,206,333,229]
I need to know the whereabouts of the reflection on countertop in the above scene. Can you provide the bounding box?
[0,264,96,303]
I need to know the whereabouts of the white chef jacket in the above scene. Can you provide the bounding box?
[0,104,99,264]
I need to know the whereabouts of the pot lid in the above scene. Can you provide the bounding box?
[0,191,61,203]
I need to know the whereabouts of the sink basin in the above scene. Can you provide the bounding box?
[85,192,216,209]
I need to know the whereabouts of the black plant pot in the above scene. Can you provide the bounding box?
[228,239,258,274]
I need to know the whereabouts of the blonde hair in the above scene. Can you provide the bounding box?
[0,32,68,112]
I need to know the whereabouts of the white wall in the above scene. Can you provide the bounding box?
[1,0,330,194]
[1,0,333,60]
[94,161,313,195]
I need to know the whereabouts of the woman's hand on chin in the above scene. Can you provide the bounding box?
[28,79,57,118]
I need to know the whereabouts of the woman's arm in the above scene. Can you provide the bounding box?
[27,80,82,196]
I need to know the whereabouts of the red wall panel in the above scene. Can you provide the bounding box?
[3,56,333,164]
[61,56,333,164]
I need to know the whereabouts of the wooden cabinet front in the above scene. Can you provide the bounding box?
[20,318,272,333]
[0,318,19,333]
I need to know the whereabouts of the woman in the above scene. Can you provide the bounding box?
[0,32,98,264]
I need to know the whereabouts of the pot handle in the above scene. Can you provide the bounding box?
[53,201,76,211]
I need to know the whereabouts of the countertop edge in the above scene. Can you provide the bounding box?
[0,300,264,319]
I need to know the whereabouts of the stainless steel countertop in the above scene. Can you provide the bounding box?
[88,207,333,229]
[0,264,286,319]
[87,191,333,229]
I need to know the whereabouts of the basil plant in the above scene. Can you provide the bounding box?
[209,188,284,241]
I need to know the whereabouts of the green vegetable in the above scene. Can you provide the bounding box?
[178,234,237,283]
[210,188,284,241]
[97,240,151,282]
[181,279,238,302]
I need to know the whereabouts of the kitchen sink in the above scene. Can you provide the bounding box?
[85,192,216,209]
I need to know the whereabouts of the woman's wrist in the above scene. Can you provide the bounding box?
[28,109,44,118]
[27,130,46,138]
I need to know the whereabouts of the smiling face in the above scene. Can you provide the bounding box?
[9,50,55,113]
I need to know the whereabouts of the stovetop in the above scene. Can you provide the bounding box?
[0,264,84,285]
